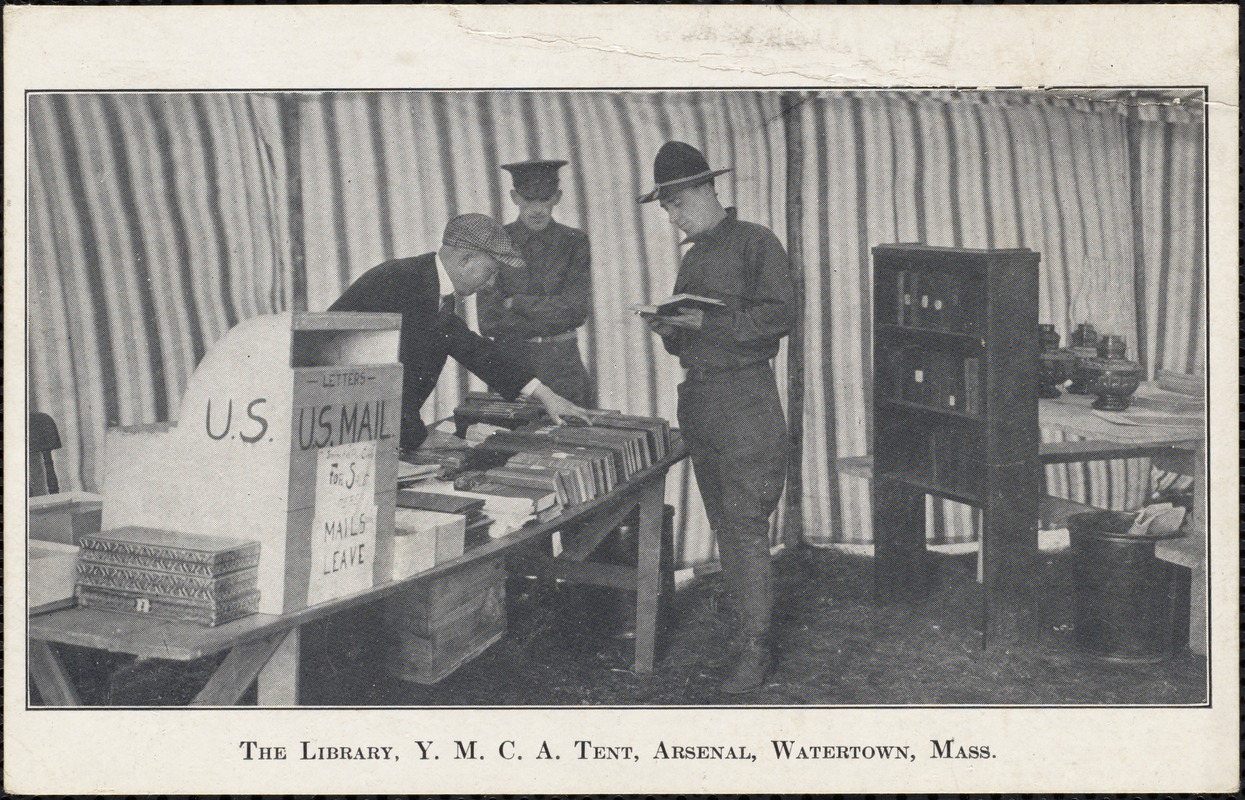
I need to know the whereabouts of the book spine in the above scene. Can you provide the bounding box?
[76,587,260,626]
[76,562,258,603]
[911,271,927,328]
[963,357,981,415]
[901,268,911,325]
[78,537,258,569]
[75,547,260,577]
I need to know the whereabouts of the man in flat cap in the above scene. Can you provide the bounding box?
[639,141,795,694]
[478,159,594,407]
[330,213,594,454]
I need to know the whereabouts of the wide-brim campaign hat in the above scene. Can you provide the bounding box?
[637,141,732,204]
[501,158,568,201]
[442,213,525,270]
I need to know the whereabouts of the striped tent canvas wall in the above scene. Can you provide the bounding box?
[27,93,291,493]
[790,90,1204,546]
[294,90,789,569]
[26,88,1204,564]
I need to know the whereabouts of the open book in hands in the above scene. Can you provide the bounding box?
[631,293,726,316]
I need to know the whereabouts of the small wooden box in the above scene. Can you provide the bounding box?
[29,492,103,545]
[392,509,466,580]
[382,557,506,684]
[29,541,79,615]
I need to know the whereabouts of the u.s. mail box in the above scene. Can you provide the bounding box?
[102,312,403,615]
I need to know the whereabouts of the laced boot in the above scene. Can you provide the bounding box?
[720,635,773,695]
[702,627,745,669]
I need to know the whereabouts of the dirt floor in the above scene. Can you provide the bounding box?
[51,546,1206,707]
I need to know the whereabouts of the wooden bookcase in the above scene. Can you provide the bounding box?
[870,244,1040,643]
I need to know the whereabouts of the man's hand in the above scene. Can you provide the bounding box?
[529,383,596,426]
[641,312,678,338]
[659,308,704,330]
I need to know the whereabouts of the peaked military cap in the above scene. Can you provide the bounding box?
[637,141,732,204]
[501,159,568,201]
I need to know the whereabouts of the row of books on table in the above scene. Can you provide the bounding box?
[41,406,673,628]
[399,410,672,533]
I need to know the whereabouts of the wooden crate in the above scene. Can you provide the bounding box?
[382,557,507,684]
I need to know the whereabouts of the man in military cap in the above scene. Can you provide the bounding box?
[478,159,594,407]
[330,213,594,454]
[638,141,794,694]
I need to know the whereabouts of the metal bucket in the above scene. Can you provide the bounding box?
[1068,511,1184,664]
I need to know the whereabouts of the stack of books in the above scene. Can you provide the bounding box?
[75,527,261,626]
[397,489,491,546]
[453,392,548,437]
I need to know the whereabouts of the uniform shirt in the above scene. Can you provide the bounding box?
[478,220,591,341]
[328,252,537,450]
[664,207,795,370]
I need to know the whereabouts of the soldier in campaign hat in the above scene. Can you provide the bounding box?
[330,213,594,453]
[478,158,594,407]
[638,141,795,694]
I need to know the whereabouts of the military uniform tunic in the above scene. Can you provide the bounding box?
[478,220,593,406]
[663,207,794,637]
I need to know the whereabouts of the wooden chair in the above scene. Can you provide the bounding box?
[29,412,62,496]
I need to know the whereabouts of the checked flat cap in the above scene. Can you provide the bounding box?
[442,213,525,270]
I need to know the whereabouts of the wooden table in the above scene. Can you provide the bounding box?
[841,383,1205,645]
[28,441,687,706]
[1038,385,1206,654]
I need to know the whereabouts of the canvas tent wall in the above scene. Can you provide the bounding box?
[26,89,1205,569]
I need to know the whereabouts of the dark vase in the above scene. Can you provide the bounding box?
[1072,323,1098,349]
[1066,346,1100,394]
[1038,323,1061,352]
[1083,356,1143,410]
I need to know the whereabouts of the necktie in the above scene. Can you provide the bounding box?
[440,293,456,315]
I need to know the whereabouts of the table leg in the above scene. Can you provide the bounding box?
[257,628,300,706]
[632,479,665,674]
[29,640,81,706]
[191,631,289,706]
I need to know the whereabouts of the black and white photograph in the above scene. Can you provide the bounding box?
[5,5,1238,796]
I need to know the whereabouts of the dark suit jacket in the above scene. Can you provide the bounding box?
[329,253,534,450]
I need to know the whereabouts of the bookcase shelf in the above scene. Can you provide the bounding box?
[870,244,1040,647]
[879,470,983,506]
[875,323,985,353]
[878,397,983,425]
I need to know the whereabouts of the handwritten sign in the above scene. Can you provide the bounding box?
[306,440,377,606]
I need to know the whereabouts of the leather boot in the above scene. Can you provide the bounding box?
[701,628,745,669]
[720,635,773,695]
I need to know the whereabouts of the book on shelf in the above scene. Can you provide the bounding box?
[75,585,261,626]
[962,357,981,415]
[631,294,726,316]
[896,270,911,325]
[77,527,260,575]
